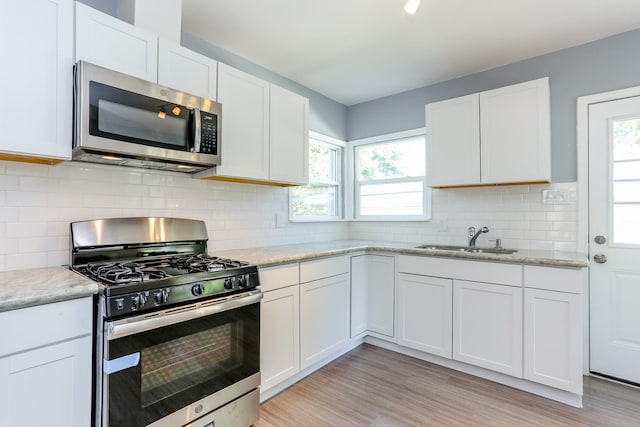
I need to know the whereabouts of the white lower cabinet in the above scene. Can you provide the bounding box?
[261,285,300,392]
[300,267,350,370]
[397,273,452,358]
[350,255,395,339]
[523,266,583,393]
[453,280,523,377]
[259,263,300,393]
[0,298,92,427]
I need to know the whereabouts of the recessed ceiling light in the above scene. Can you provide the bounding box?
[404,0,421,14]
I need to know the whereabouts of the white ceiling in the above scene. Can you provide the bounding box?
[181,0,640,106]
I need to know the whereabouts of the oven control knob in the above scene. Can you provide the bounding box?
[154,289,169,304]
[131,295,140,309]
[191,283,205,296]
[223,278,233,290]
[132,292,148,309]
[237,275,247,288]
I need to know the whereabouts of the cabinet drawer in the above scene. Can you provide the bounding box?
[398,255,522,287]
[524,266,583,294]
[300,256,350,283]
[0,297,92,357]
[259,263,299,292]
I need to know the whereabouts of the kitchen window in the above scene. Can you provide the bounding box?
[290,133,344,221]
[351,130,430,220]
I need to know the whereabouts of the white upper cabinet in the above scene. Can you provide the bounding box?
[426,93,480,187]
[76,4,219,101]
[157,39,218,100]
[75,2,158,82]
[215,63,271,181]
[269,85,309,185]
[480,78,551,184]
[426,77,550,187]
[0,0,73,161]
[207,63,309,185]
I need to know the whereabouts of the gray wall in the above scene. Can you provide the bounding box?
[181,32,348,140]
[347,28,640,182]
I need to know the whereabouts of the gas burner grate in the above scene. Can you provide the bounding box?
[86,261,170,285]
[169,254,248,273]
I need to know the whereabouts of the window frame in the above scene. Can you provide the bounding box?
[348,128,431,221]
[289,132,345,222]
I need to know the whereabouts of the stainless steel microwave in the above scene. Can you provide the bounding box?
[73,61,221,173]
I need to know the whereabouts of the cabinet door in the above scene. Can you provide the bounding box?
[351,255,395,338]
[366,255,395,337]
[397,274,453,358]
[300,273,350,370]
[158,39,218,100]
[524,288,582,393]
[216,63,270,180]
[0,336,92,427]
[75,2,158,82]
[453,280,523,376]
[480,77,550,184]
[0,0,73,160]
[261,285,300,392]
[426,93,480,187]
[269,85,309,185]
[350,255,368,337]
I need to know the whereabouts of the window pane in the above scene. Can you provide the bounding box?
[614,161,640,180]
[613,181,640,203]
[291,185,337,217]
[613,118,640,161]
[356,138,425,181]
[309,142,337,182]
[359,181,423,216]
[613,204,640,245]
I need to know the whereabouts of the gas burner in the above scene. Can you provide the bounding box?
[87,261,169,285]
[170,254,248,273]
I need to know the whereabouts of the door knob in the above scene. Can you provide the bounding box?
[593,254,607,264]
[594,235,607,245]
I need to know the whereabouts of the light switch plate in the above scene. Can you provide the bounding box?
[542,189,570,204]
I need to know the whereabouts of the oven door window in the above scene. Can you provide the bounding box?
[105,302,259,426]
[89,81,192,151]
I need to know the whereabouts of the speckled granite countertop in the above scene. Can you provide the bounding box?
[0,241,588,312]
[214,240,589,269]
[0,267,99,312]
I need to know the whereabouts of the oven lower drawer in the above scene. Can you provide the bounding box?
[183,389,260,427]
[147,373,260,427]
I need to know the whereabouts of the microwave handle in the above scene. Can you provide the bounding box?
[190,107,201,153]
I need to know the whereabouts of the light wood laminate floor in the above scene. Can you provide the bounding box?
[255,343,640,426]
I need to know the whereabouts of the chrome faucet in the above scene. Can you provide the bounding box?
[468,226,489,246]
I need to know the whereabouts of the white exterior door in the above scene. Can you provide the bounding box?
[589,96,640,384]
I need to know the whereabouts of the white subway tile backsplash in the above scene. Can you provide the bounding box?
[0,159,579,271]
[349,182,579,252]
[0,160,349,270]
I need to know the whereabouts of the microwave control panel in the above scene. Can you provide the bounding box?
[200,112,218,155]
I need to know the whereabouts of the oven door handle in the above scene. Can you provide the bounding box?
[106,290,262,340]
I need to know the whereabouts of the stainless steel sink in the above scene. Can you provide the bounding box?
[415,244,518,255]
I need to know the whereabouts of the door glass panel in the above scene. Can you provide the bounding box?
[612,118,640,161]
[613,204,640,245]
[612,119,640,244]
[141,322,241,407]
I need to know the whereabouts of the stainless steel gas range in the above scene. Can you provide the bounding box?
[70,217,262,427]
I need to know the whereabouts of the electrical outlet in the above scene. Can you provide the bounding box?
[542,189,570,205]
